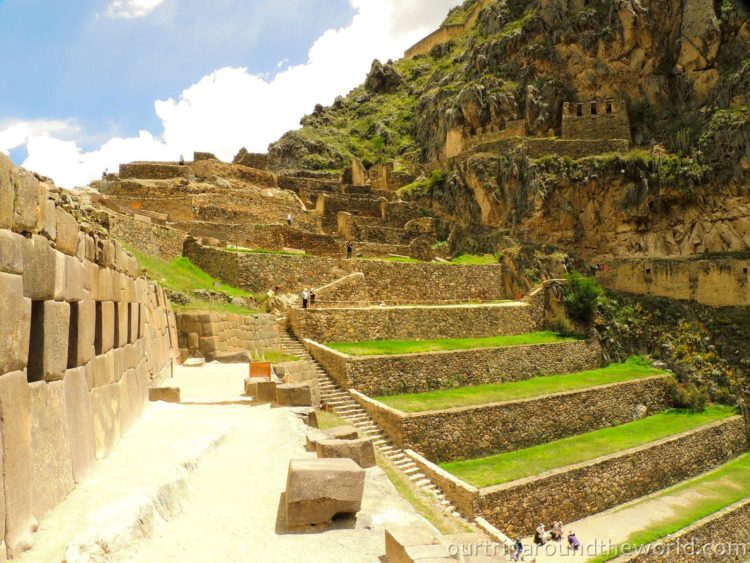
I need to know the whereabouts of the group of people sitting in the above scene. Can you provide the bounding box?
[533,521,580,551]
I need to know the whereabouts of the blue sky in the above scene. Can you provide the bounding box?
[0,0,461,186]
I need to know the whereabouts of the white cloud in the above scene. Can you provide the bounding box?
[1,0,462,188]
[104,0,165,19]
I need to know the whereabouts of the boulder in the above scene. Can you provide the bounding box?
[183,357,206,368]
[285,458,365,528]
[149,387,181,404]
[290,407,318,428]
[208,350,251,363]
[305,430,329,452]
[316,437,376,468]
[365,59,403,94]
[385,527,441,563]
[275,383,313,407]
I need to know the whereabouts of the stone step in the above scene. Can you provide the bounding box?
[402,466,420,476]
[408,473,426,482]
[415,479,432,487]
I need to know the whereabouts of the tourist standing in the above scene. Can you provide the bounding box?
[302,288,308,309]
[179,155,185,166]
[287,213,293,227]
[310,288,316,307]
[512,539,523,561]
[346,241,353,259]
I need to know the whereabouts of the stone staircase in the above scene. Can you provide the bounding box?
[280,329,470,524]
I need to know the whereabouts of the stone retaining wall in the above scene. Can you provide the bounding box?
[0,154,177,558]
[353,375,674,462]
[478,417,748,536]
[406,449,480,518]
[175,311,281,361]
[184,240,510,302]
[616,497,750,562]
[288,301,543,343]
[307,339,602,396]
[108,211,187,261]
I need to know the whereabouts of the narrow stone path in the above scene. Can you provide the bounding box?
[281,329,471,524]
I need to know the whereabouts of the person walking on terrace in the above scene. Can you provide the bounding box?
[179,154,185,166]
[287,212,293,227]
[310,288,316,308]
[302,288,309,309]
[346,240,353,259]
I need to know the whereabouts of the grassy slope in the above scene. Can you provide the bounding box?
[128,248,261,315]
[591,453,750,562]
[377,357,665,412]
[441,405,737,488]
[327,331,578,356]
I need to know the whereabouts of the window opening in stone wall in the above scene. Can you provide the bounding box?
[137,304,142,339]
[95,302,103,355]
[576,103,583,117]
[590,101,598,115]
[27,301,46,382]
[67,301,79,369]
[606,100,613,114]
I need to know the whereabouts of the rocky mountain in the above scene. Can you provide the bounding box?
[268,0,750,260]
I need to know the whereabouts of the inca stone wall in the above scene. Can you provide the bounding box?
[615,497,750,562]
[353,376,674,462]
[307,340,602,396]
[289,301,543,343]
[561,98,631,141]
[478,417,748,536]
[0,154,178,559]
[597,257,750,307]
[176,311,281,362]
[184,240,511,302]
[108,211,187,261]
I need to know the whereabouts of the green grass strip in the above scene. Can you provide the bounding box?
[440,405,737,488]
[377,357,664,412]
[326,331,578,356]
[590,453,750,562]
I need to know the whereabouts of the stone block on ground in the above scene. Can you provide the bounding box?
[316,437,376,468]
[30,380,75,522]
[250,380,277,403]
[63,367,96,483]
[285,458,365,528]
[91,382,121,460]
[275,383,313,407]
[183,357,206,368]
[401,544,460,562]
[243,377,268,397]
[325,425,359,440]
[0,273,31,375]
[0,371,35,557]
[290,407,318,428]
[27,300,70,383]
[305,430,329,452]
[149,387,181,404]
[208,350,250,363]
[385,526,441,563]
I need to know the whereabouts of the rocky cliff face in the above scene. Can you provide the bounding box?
[268,0,750,260]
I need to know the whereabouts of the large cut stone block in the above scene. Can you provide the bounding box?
[30,381,75,522]
[249,379,276,403]
[60,255,84,302]
[12,169,45,234]
[118,370,140,434]
[325,425,359,440]
[0,152,14,229]
[0,273,31,375]
[285,458,365,528]
[0,371,35,557]
[71,296,96,367]
[91,382,121,459]
[129,303,139,344]
[316,437,376,468]
[27,300,70,382]
[41,200,56,241]
[22,234,58,300]
[63,367,96,483]
[92,351,116,388]
[149,386,181,403]
[115,301,129,348]
[0,229,25,274]
[96,301,115,354]
[54,208,79,256]
[385,527,441,563]
[275,383,313,407]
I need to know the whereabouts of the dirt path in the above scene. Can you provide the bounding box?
[20,362,435,562]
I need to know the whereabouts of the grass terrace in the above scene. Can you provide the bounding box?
[441,405,737,488]
[261,351,300,364]
[326,331,578,356]
[377,357,665,412]
[128,248,262,315]
[591,453,750,562]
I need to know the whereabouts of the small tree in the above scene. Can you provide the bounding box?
[563,272,602,325]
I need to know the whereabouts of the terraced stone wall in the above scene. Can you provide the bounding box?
[307,340,602,396]
[352,376,674,461]
[0,155,178,559]
[176,311,281,362]
[108,211,187,261]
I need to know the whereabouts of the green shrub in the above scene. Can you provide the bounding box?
[564,272,602,324]
[674,381,710,412]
